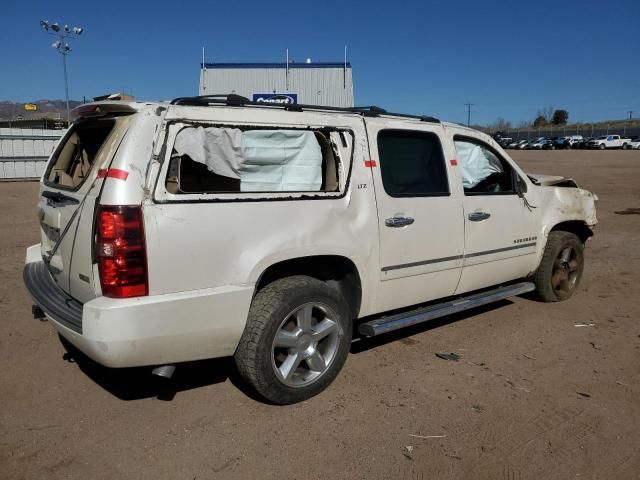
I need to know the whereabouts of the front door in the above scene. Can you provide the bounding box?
[366,120,464,313]
[451,136,539,294]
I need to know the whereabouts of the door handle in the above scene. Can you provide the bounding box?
[468,211,491,222]
[385,216,415,228]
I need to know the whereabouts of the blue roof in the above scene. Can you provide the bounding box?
[202,62,351,69]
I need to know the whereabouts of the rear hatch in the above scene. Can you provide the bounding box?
[38,111,134,303]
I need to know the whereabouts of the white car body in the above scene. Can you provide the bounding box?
[24,101,598,371]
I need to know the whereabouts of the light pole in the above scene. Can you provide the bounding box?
[40,20,84,124]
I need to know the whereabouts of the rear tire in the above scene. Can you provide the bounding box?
[533,231,585,302]
[235,276,352,404]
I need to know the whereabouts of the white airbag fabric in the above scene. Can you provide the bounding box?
[241,130,322,192]
[173,127,323,192]
[454,140,503,188]
[174,127,244,179]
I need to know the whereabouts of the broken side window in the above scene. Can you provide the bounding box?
[166,126,344,195]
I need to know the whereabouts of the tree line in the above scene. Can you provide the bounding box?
[489,108,569,130]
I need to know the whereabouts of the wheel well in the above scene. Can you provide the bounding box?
[256,256,362,319]
[550,221,593,243]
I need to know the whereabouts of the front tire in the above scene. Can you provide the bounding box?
[599,143,606,150]
[533,231,585,302]
[235,276,352,404]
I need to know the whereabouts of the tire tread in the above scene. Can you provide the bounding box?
[533,231,583,302]
[235,276,350,404]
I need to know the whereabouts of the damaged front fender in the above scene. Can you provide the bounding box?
[540,185,598,238]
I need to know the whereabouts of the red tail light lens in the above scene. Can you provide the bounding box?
[96,205,148,298]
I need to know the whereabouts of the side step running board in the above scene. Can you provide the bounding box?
[358,282,535,337]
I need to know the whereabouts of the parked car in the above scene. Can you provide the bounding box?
[574,137,593,149]
[566,135,584,147]
[527,138,549,149]
[627,136,640,149]
[518,139,537,149]
[23,96,598,404]
[507,139,528,149]
[498,137,513,148]
[586,135,632,149]
[553,137,571,149]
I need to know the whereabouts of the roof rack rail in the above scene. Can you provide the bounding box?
[171,94,250,106]
[168,95,440,123]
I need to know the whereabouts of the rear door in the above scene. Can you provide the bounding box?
[38,115,131,302]
[365,119,464,312]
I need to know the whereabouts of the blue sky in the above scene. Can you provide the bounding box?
[2,0,639,125]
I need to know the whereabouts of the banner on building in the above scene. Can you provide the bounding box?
[252,94,297,105]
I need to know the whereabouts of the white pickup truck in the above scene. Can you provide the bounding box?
[586,135,632,149]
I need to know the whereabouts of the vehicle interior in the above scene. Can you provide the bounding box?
[45,119,115,189]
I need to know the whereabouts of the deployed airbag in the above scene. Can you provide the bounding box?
[173,127,323,192]
[174,127,244,179]
[241,130,322,192]
[454,141,503,188]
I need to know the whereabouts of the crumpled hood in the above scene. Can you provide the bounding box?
[527,173,578,187]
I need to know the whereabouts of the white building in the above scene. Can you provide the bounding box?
[199,62,354,108]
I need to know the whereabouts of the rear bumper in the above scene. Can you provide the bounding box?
[24,246,254,368]
[23,261,83,333]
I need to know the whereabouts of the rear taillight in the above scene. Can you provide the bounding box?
[96,205,148,298]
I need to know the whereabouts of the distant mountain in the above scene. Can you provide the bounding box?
[0,99,84,120]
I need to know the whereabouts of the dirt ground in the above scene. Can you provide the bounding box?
[1,149,639,480]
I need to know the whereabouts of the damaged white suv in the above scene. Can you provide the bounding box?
[24,95,597,404]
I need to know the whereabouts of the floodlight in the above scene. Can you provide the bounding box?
[39,19,84,124]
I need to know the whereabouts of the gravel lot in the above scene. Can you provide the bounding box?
[1,149,639,479]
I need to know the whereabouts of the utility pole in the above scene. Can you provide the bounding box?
[464,103,474,127]
[628,110,634,120]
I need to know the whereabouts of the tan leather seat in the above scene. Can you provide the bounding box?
[48,132,89,187]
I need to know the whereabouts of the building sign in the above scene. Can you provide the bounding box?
[252,93,298,105]
[24,104,38,111]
